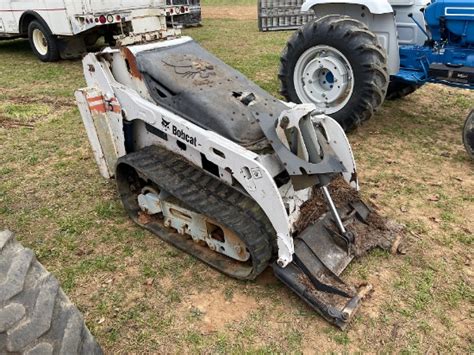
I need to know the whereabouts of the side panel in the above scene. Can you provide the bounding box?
[392,0,430,45]
[81,0,165,13]
[63,0,167,35]
[62,0,87,17]
[9,0,72,35]
[0,0,16,33]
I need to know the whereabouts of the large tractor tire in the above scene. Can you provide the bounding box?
[385,81,421,100]
[463,110,474,159]
[0,230,102,354]
[279,15,389,132]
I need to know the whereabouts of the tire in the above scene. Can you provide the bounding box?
[27,20,59,62]
[463,110,474,159]
[0,230,102,354]
[385,81,421,100]
[279,15,389,132]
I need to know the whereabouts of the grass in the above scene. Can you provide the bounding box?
[0,3,473,354]
[202,0,256,5]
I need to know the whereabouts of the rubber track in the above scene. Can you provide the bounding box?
[117,145,275,280]
[0,230,102,354]
[279,15,389,132]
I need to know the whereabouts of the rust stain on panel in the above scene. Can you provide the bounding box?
[121,47,143,79]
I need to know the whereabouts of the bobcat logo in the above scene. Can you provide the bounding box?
[162,58,216,79]
[161,118,171,130]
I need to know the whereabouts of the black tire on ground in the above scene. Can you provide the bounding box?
[463,110,474,159]
[385,81,421,100]
[279,15,389,132]
[27,20,59,62]
[0,230,102,354]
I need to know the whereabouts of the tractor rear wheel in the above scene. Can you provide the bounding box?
[0,230,102,354]
[386,81,421,100]
[279,15,389,132]
[463,110,474,159]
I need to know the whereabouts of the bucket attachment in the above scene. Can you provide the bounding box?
[273,199,375,329]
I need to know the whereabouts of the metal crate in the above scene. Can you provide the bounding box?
[258,0,315,32]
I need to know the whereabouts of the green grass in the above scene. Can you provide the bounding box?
[0,13,473,354]
[202,0,256,5]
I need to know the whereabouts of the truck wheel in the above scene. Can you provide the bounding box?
[0,230,102,354]
[385,81,421,100]
[28,20,59,62]
[279,15,389,132]
[463,110,474,159]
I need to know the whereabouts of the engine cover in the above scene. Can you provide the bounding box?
[425,0,474,45]
[135,39,287,149]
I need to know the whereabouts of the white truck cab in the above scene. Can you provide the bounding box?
[0,0,190,61]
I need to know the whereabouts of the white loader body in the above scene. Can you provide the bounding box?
[76,36,359,267]
[75,13,400,328]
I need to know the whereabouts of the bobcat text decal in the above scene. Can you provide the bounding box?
[161,118,197,146]
[172,126,197,147]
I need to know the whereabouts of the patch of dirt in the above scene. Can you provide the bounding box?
[296,177,365,233]
[202,5,257,20]
[358,268,397,319]
[0,94,74,129]
[7,94,75,108]
[354,216,404,257]
[255,267,279,286]
[181,288,259,334]
[0,115,34,129]
[0,88,75,108]
[296,177,405,257]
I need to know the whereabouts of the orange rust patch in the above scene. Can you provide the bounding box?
[121,47,143,79]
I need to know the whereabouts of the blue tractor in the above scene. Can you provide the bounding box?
[279,0,474,156]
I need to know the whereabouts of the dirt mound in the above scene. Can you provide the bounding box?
[297,177,405,257]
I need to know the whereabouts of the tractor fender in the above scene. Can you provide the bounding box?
[301,0,393,14]
[301,1,400,75]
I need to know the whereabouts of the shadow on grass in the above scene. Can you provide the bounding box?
[0,38,82,64]
[0,38,31,54]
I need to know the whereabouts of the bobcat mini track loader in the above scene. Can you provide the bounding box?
[76,9,400,329]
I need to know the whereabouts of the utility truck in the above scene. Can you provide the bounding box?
[0,0,190,61]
